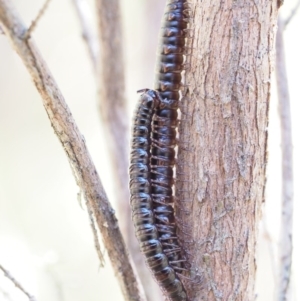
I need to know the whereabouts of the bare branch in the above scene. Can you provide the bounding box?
[284,0,300,28]
[0,1,144,300]
[0,264,37,301]
[72,0,99,71]
[25,0,52,38]
[276,16,294,301]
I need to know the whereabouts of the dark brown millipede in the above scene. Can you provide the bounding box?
[129,0,190,300]
[151,0,189,277]
[129,89,187,300]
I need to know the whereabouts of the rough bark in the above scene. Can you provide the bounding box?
[176,1,279,300]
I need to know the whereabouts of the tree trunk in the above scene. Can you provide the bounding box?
[176,1,279,300]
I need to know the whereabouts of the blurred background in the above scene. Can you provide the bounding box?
[0,0,299,300]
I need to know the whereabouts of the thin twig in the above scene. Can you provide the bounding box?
[284,0,300,28]
[275,16,294,301]
[25,0,52,39]
[0,264,37,301]
[0,1,144,300]
[71,0,99,71]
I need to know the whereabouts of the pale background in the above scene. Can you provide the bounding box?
[0,0,299,300]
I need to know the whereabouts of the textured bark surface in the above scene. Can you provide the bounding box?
[176,1,279,300]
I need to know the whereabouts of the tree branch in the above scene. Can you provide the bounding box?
[276,16,294,301]
[72,0,99,71]
[0,1,144,300]
[0,264,37,301]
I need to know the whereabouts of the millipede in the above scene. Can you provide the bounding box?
[151,0,189,275]
[129,0,190,300]
[129,89,187,300]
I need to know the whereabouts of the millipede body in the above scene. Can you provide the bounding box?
[129,90,187,300]
[129,0,189,300]
[151,0,188,274]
